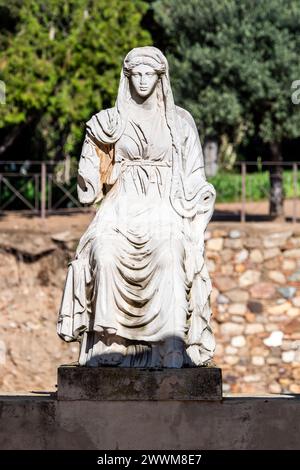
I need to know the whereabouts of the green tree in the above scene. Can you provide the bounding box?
[152,0,300,217]
[0,0,151,160]
[0,1,23,51]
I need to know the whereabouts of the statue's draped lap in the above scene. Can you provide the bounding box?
[57,47,216,368]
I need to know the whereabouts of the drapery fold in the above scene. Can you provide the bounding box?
[57,105,216,367]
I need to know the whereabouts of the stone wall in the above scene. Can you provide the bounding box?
[207,223,300,394]
[0,219,300,394]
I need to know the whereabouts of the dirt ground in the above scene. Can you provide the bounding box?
[0,210,95,235]
[215,198,300,222]
[0,212,95,393]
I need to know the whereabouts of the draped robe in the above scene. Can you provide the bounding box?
[57,105,216,367]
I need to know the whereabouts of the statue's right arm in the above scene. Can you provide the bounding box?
[77,132,102,205]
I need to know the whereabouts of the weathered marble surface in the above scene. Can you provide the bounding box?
[57,46,216,368]
[57,366,222,401]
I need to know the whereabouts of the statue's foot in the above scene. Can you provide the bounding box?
[101,342,126,365]
[101,352,123,365]
[163,351,183,368]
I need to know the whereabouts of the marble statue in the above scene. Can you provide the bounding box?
[57,46,216,368]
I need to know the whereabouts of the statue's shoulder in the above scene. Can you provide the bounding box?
[86,107,122,145]
[86,107,117,129]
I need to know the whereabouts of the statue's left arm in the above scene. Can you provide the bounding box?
[77,108,121,206]
[77,132,103,205]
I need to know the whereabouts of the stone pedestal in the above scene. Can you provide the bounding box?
[57,365,222,401]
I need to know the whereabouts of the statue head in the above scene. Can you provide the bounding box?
[122,46,167,100]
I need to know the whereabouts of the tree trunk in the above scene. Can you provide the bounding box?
[204,137,219,177]
[269,142,284,219]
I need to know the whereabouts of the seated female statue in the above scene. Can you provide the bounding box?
[57,46,216,368]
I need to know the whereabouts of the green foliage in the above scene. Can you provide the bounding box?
[152,0,300,147]
[0,0,22,52]
[0,0,151,159]
[209,170,300,203]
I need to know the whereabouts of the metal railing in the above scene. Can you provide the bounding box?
[0,161,86,218]
[0,160,299,221]
[208,161,299,223]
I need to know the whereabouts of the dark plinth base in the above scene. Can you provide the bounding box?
[57,365,222,401]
